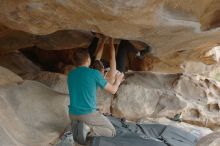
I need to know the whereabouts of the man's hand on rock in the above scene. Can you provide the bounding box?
[115,72,124,84]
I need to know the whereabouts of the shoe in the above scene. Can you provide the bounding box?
[136,45,152,60]
[136,51,145,60]
[172,113,183,122]
[76,122,91,145]
[71,120,79,142]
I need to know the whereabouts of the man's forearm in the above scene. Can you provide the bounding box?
[104,80,121,94]
[111,80,121,94]
[95,39,105,60]
[104,72,124,94]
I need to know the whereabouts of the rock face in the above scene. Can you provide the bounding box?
[21,47,76,73]
[0,66,69,146]
[28,71,68,94]
[0,80,69,146]
[0,0,220,73]
[1,0,220,35]
[197,132,220,146]
[1,0,220,145]
[1,65,218,145]
[0,51,41,78]
[0,26,92,53]
[106,72,220,130]
[0,66,23,85]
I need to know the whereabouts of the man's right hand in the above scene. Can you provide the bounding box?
[115,72,124,84]
[104,72,125,94]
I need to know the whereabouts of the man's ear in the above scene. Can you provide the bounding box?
[87,57,91,65]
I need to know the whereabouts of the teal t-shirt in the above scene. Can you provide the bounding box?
[67,66,107,115]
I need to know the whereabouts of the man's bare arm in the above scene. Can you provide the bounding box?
[108,38,117,72]
[104,72,124,94]
[95,37,107,60]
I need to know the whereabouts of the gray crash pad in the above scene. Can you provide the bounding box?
[90,116,198,146]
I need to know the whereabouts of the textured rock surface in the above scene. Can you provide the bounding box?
[34,30,92,50]
[97,89,112,114]
[0,0,220,73]
[0,51,41,78]
[0,80,69,146]
[111,72,182,120]
[197,132,220,146]
[1,0,220,34]
[21,47,76,73]
[0,26,92,53]
[28,71,68,94]
[1,0,220,145]
[0,25,33,53]
[0,66,219,145]
[110,72,220,130]
[0,66,23,85]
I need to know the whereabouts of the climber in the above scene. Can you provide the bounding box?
[91,36,118,84]
[67,48,124,145]
[88,32,151,73]
[116,40,151,72]
[87,32,99,64]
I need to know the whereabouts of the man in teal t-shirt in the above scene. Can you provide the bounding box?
[68,66,107,115]
[67,48,124,145]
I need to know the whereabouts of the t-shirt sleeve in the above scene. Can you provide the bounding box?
[94,70,107,89]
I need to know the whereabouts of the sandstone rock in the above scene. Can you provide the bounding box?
[181,60,220,83]
[0,26,33,53]
[0,0,220,78]
[180,45,220,79]
[97,89,112,114]
[0,66,23,85]
[112,72,183,120]
[152,43,220,74]
[0,51,41,78]
[0,26,92,53]
[1,0,220,144]
[0,1,220,67]
[21,47,76,73]
[0,0,220,34]
[174,74,220,130]
[28,71,68,94]
[34,30,92,50]
[111,72,220,130]
[197,132,220,146]
[0,80,69,146]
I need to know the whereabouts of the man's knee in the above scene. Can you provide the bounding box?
[110,127,116,137]
[105,127,116,137]
[93,126,116,137]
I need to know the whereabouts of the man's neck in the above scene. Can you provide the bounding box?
[80,64,89,68]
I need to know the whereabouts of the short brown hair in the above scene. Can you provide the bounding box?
[90,60,104,72]
[73,48,90,66]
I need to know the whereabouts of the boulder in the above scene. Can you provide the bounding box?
[97,89,112,114]
[0,80,69,146]
[197,132,220,146]
[0,66,23,85]
[0,0,220,35]
[28,71,68,94]
[0,1,220,73]
[34,30,92,50]
[0,51,41,78]
[112,72,183,120]
[0,25,92,53]
[111,72,220,130]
